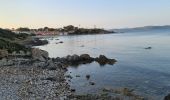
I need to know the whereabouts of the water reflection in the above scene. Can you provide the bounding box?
[38,31,170,100]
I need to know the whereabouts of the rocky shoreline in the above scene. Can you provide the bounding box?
[0,48,71,99]
[1,48,170,100]
[0,48,119,99]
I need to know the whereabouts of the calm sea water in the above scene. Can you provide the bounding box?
[38,30,170,99]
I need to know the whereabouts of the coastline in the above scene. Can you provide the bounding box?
[0,33,169,100]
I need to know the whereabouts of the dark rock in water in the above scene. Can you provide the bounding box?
[95,55,117,65]
[65,75,73,79]
[80,54,92,60]
[164,94,170,100]
[29,38,48,46]
[89,82,95,85]
[54,54,116,67]
[31,48,49,62]
[59,41,63,43]
[72,54,80,61]
[144,47,152,49]
[71,89,76,92]
[86,75,90,80]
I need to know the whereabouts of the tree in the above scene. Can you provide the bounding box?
[63,25,75,32]
[16,27,30,32]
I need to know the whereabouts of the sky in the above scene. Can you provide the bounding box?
[0,0,170,29]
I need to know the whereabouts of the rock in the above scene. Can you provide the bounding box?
[71,89,76,92]
[95,55,109,65]
[65,75,73,79]
[86,75,90,80]
[80,54,92,60]
[89,82,95,85]
[71,54,80,61]
[29,38,48,46]
[95,55,116,65]
[66,54,80,62]
[31,48,49,62]
[59,41,63,43]
[0,49,8,59]
[145,47,152,49]
[66,55,72,62]
[164,94,170,100]
[54,54,116,67]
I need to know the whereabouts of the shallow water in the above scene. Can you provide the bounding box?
[38,30,170,99]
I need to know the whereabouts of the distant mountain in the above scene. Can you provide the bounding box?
[111,25,170,33]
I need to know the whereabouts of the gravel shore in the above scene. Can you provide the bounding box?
[0,59,71,100]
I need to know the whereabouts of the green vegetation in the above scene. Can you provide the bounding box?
[0,28,31,53]
[0,39,30,53]
[0,28,29,40]
[16,27,30,32]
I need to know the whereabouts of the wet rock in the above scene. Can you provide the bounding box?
[164,94,170,100]
[89,82,95,85]
[86,75,90,80]
[66,54,80,62]
[59,41,63,43]
[54,54,116,67]
[71,89,76,92]
[65,75,73,79]
[66,55,72,62]
[80,54,92,60]
[145,47,152,49]
[29,38,48,46]
[31,48,49,62]
[95,55,117,65]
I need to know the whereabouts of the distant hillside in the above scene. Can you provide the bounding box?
[112,25,170,33]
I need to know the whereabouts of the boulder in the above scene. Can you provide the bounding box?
[31,48,49,62]
[95,55,116,65]
[164,94,170,100]
[66,55,72,62]
[80,54,92,60]
[86,75,90,80]
[71,54,80,61]
[65,55,81,66]
[145,47,152,49]
[0,49,8,58]
[89,82,95,85]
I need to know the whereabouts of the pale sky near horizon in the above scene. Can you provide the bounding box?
[0,0,170,29]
